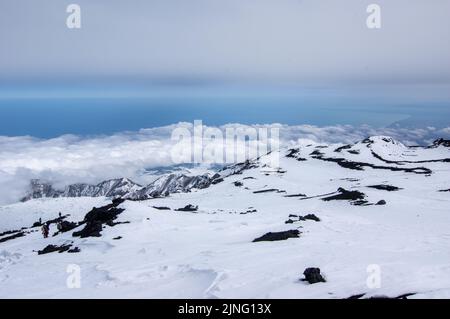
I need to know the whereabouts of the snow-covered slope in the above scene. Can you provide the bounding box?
[1,137,450,298]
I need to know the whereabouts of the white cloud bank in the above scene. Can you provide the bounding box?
[0,123,449,205]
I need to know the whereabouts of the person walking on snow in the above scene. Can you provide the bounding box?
[41,224,49,238]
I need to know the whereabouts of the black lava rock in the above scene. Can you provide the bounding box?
[368,185,402,192]
[57,221,78,233]
[68,247,81,253]
[0,231,25,243]
[152,206,171,210]
[302,214,321,222]
[322,188,366,202]
[253,230,300,242]
[175,204,198,212]
[433,138,450,147]
[38,244,72,255]
[32,221,43,228]
[211,178,224,185]
[73,221,103,238]
[72,199,125,238]
[302,268,326,284]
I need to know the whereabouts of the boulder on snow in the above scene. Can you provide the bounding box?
[152,206,171,210]
[300,214,321,222]
[322,188,366,202]
[56,221,78,233]
[38,244,73,255]
[302,268,326,284]
[175,204,198,212]
[368,185,402,192]
[73,220,103,238]
[72,199,125,238]
[253,230,300,242]
[0,231,25,243]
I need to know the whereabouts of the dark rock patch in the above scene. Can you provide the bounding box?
[240,209,257,215]
[322,188,366,202]
[253,230,300,242]
[334,145,352,153]
[0,231,25,243]
[211,178,224,185]
[38,244,73,255]
[73,221,103,238]
[432,138,450,148]
[286,148,300,158]
[152,206,171,210]
[300,214,321,222]
[340,178,360,182]
[253,189,285,194]
[309,150,324,156]
[368,184,402,192]
[175,204,198,212]
[351,199,371,206]
[347,293,366,299]
[288,214,321,223]
[376,200,387,205]
[311,153,432,175]
[369,293,416,299]
[284,193,307,198]
[106,220,130,227]
[438,189,450,192]
[371,149,450,165]
[233,181,243,187]
[32,221,43,228]
[302,268,326,284]
[243,177,256,180]
[113,236,122,240]
[31,215,70,229]
[0,229,22,237]
[72,198,126,238]
[68,247,81,253]
[56,221,78,234]
[83,199,125,224]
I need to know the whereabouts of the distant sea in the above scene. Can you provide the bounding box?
[0,96,449,138]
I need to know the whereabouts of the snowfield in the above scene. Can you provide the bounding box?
[1,136,450,299]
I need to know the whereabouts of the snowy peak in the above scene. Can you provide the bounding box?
[125,173,213,200]
[94,178,142,197]
[432,138,450,148]
[21,179,61,201]
[22,178,142,202]
[362,136,405,147]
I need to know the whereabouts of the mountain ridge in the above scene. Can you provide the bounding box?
[21,136,450,202]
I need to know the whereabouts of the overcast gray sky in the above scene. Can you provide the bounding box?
[0,0,449,87]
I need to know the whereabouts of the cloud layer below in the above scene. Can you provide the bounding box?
[1,123,449,205]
